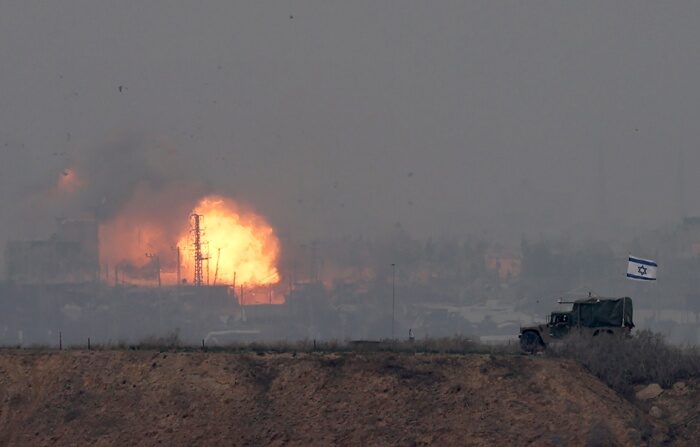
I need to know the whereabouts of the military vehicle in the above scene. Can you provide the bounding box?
[519,296,634,352]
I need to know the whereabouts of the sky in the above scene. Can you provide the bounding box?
[1,1,700,247]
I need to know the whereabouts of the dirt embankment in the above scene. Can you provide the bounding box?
[0,350,675,446]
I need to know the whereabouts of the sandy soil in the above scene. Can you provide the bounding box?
[0,350,672,446]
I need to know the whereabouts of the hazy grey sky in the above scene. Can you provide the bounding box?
[1,1,699,243]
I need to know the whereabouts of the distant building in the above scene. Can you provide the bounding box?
[5,219,99,284]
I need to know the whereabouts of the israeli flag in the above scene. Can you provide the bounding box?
[627,255,657,281]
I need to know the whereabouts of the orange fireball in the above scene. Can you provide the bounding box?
[177,196,280,287]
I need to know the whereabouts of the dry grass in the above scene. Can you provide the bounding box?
[548,330,700,397]
[199,335,519,355]
[0,349,649,446]
[2,334,520,356]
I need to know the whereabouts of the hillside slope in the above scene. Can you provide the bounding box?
[0,350,662,446]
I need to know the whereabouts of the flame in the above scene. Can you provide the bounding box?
[177,196,280,287]
[98,184,198,285]
[98,190,281,292]
[57,168,83,193]
[100,217,169,271]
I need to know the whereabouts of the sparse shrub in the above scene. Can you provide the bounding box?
[630,413,654,442]
[136,330,181,350]
[586,420,615,447]
[318,356,345,368]
[405,336,479,354]
[3,334,520,356]
[353,335,508,354]
[548,330,700,397]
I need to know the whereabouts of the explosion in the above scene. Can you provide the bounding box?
[99,188,281,293]
[98,184,193,285]
[177,196,280,287]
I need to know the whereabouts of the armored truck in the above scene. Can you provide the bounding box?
[519,296,634,352]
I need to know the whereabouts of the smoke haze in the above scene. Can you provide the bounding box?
[3,2,700,345]
[2,2,700,245]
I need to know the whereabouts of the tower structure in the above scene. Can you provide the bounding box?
[191,214,204,286]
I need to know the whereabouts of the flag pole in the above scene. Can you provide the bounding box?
[621,295,625,328]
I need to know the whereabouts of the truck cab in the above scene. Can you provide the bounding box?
[548,311,572,338]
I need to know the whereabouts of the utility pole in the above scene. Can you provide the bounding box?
[677,147,686,221]
[213,248,221,285]
[311,241,318,282]
[176,246,181,286]
[597,145,608,226]
[205,241,210,285]
[391,263,396,339]
[146,253,161,287]
[206,241,211,285]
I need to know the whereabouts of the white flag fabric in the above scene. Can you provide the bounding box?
[627,255,657,281]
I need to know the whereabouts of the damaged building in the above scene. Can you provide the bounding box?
[5,219,99,284]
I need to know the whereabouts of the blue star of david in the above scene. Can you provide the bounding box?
[638,265,648,276]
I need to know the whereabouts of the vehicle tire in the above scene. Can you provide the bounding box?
[520,331,544,353]
[593,329,614,337]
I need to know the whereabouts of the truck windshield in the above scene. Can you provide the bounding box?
[551,314,568,324]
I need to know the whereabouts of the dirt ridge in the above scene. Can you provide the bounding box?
[0,350,668,446]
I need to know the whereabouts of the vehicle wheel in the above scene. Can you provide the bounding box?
[520,331,544,353]
[593,329,614,337]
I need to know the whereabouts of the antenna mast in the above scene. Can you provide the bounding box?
[192,214,204,286]
[213,247,221,285]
